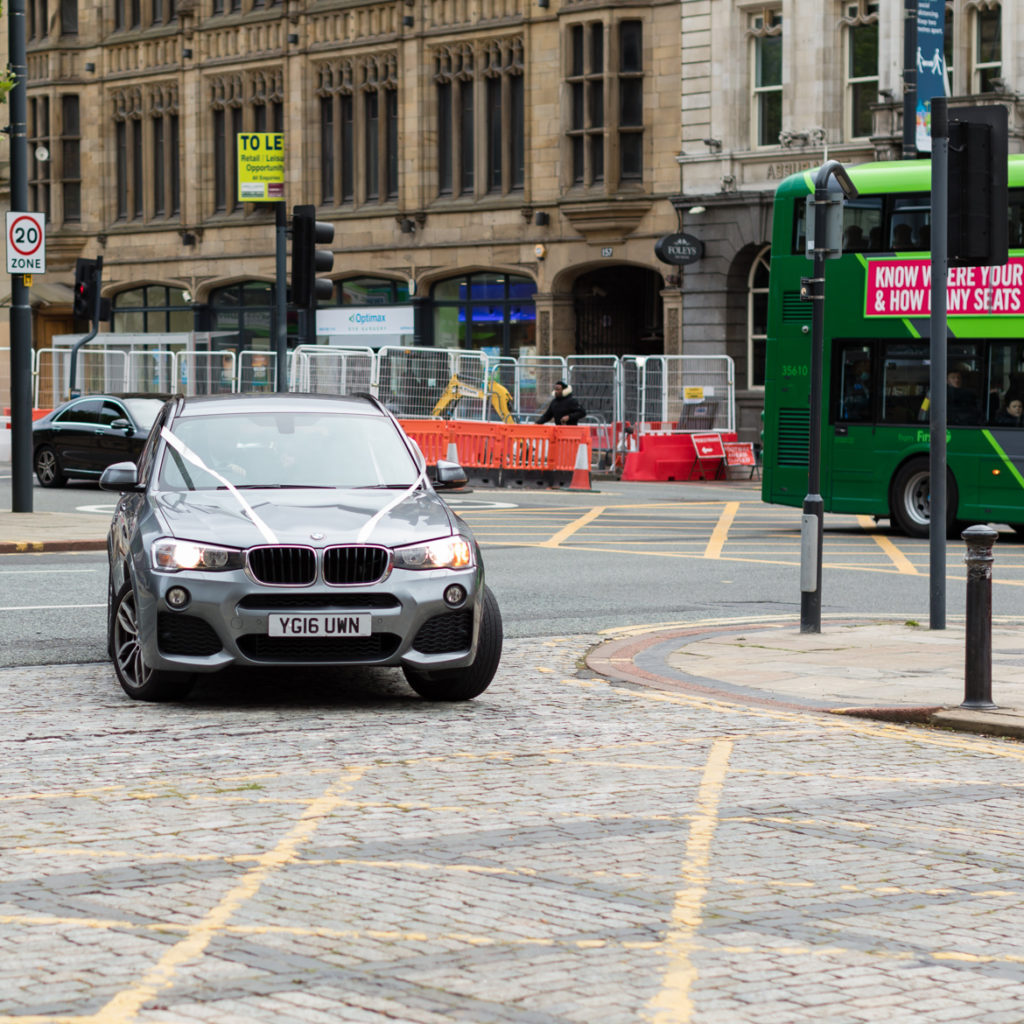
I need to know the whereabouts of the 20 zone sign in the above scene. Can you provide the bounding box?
[6,212,46,274]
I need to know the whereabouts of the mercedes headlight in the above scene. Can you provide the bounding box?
[392,536,474,570]
[151,538,244,572]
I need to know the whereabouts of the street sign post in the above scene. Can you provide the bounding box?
[6,211,45,274]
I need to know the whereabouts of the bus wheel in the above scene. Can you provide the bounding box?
[890,458,958,538]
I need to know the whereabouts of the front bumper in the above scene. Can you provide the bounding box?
[132,565,484,674]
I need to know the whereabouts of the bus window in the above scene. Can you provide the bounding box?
[986,341,1024,422]
[837,344,872,421]
[1008,189,1024,249]
[890,195,930,251]
[880,342,929,424]
[842,198,882,253]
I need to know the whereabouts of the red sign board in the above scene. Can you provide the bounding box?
[691,432,725,458]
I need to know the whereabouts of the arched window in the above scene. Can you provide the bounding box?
[328,276,410,305]
[431,272,536,356]
[208,281,275,350]
[110,284,192,333]
[748,245,771,390]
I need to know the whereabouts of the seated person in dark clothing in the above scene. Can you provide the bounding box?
[946,368,981,425]
[536,381,586,425]
[994,394,1024,427]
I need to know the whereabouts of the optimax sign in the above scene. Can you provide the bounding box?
[865,257,1024,316]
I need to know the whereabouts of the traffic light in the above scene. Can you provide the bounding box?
[291,205,335,307]
[947,105,1008,268]
[73,257,101,321]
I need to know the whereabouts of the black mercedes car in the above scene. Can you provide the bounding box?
[99,391,502,703]
[32,393,169,487]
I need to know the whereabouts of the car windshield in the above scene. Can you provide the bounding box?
[156,410,421,490]
[122,397,167,429]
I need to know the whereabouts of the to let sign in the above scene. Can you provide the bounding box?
[237,132,285,202]
[654,232,704,266]
[6,212,46,274]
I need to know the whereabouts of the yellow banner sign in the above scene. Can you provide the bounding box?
[683,386,706,401]
[237,133,285,202]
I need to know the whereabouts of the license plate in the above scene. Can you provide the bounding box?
[268,613,371,638]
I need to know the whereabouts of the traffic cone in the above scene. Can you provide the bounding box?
[446,441,459,463]
[568,442,592,490]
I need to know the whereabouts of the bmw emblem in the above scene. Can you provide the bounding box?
[310,531,325,541]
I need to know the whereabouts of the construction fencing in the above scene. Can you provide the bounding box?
[18,341,735,468]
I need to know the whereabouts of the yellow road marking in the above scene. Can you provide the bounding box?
[648,737,734,1024]
[704,501,739,559]
[540,505,605,547]
[858,515,919,574]
[83,765,368,1024]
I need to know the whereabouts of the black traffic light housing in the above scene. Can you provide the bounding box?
[73,256,103,321]
[291,205,335,307]
[947,104,1009,268]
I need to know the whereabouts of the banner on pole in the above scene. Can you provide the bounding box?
[915,0,948,154]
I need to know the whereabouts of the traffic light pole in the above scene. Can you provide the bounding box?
[929,97,948,630]
[8,0,33,513]
[67,256,103,399]
[275,202,288,393]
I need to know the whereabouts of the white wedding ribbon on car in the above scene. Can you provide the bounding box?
[160,427,279,545]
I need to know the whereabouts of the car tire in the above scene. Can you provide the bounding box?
[109,580,194,702]
[34,445,67,488]
[403,586,503,701]
[889,457,959,538]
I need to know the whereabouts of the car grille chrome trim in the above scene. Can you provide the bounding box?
[323,545,391,586]
[247,545,318,586]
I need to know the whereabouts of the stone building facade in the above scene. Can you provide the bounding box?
[4,0,1023,442]
[674,0,1022,440]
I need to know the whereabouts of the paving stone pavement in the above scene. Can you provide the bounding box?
[4,636,1024,1024]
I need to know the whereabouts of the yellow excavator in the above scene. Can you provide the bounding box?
[431,374,516,424]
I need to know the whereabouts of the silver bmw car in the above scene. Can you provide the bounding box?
[99,392,502,703]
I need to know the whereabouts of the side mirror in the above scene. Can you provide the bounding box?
[433,459,468,489]
[109,417,133,433]
[100,461,141,492]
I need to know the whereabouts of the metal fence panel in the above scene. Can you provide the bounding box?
[620,356,668,425]
[664,355,736,433]
[126,349,176,394]
[377,346,456,418]
[291,345,375,396]
[238,349,277,393]
[517,356,567,421]
[35,348,130,406]
[566,355,620,424]
[174,349,236,396]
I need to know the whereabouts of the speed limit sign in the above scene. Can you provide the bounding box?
[6,212,46,274]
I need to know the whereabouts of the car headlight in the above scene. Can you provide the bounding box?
[151,538,244,572]
[392,536,474,571]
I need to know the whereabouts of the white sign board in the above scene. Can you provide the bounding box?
[6,211,46,273]
[317,306,415,338]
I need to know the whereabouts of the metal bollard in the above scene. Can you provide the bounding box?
[960,524,998,710]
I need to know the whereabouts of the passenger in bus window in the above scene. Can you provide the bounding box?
[892,223,914,249]
[843,225,866,252]
[994,394,1024,427]
[947,367,982,425]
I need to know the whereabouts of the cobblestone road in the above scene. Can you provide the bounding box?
[4,634,1024,1024]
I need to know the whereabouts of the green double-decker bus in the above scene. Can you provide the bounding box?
[761,157,1024,536]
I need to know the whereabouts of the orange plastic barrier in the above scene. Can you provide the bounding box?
[3,407,51,427]
[398,421,591,488]
[621,430,737,482]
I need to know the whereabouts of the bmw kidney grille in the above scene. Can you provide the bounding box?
[247,546,317,586]
[246,545,389,586]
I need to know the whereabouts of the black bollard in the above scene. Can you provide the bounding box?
[960,524,998,710]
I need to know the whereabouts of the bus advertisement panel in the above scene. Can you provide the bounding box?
[761,157,1024,537]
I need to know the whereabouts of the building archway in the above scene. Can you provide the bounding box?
[571,265,664,356]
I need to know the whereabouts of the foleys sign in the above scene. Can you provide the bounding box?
[655,232,703,266]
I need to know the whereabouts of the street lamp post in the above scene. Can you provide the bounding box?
[800,161,859,633]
